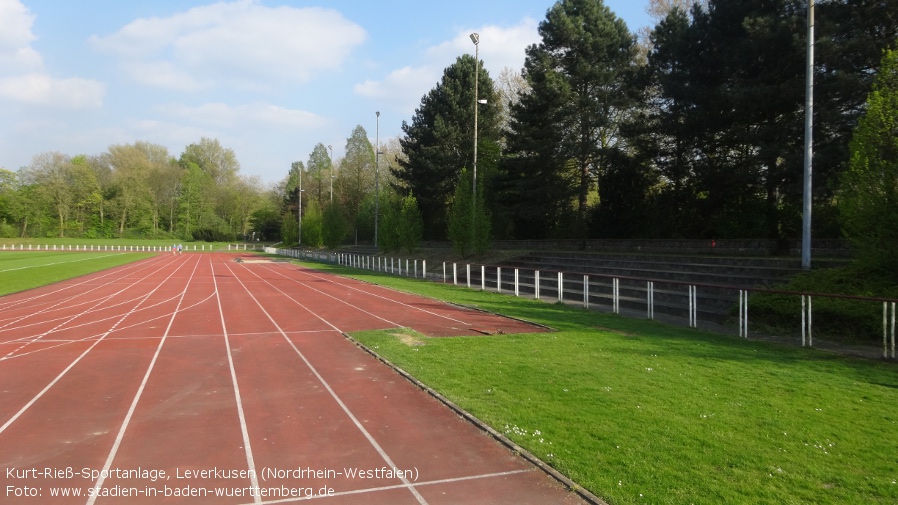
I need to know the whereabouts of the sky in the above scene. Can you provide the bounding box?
[0,0,653,184]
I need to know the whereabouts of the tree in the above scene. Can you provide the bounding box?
[301,198,323,247]
[448,168,490,256]
[0,169,19,237]
[19,152,76,237]
[69,155,101,236]
[177,162,214,239]
[505,0,638,240]
[179,137,240,187]
[494,67,530,142]
[337,125,375,243]
[395,54,501,239]
[322,201,349,249]
[105,144,153,236]
[839,48,898,279]
[398,192,423,254]
[306,143,332,207]
[228,175,265,239]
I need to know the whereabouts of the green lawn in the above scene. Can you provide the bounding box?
[0,251,155,296]
[303,261,898,505]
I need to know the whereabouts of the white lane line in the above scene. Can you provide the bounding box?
[85,255,202,505]
[1,257,182,358]
[0,252,129,273]
[0,291,217,361]
[243,469,535,505]
[271,263,471,326]
[253,264,402,328]
[211,259,263,504]
[0,291,182,344]
[0,255,172,326]
[0,256,193,436]
[226,262,429,505]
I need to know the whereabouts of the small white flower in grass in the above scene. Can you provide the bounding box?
[646,367,653,372]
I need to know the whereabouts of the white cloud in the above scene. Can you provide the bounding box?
[0,73,104,108]
[0,0,42,71]
[354,17,540,116]
[91,0,367,90]
[156,101,323,129]
[0,1,104,110]
[425,18,540,76]
[354,66,437,114]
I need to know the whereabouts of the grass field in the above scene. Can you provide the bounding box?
[0,251,155,296]
[303,261,898,505]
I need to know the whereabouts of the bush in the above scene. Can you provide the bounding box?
[0,220,17,238]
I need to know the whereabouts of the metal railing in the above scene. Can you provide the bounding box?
[266,247,897,359]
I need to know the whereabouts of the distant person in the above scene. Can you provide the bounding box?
[178,244,183,255]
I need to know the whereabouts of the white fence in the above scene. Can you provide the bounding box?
[266,247,898,359]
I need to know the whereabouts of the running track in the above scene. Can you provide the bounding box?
[0,253,586,504]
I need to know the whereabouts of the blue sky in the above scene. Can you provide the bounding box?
[1,0,653,183]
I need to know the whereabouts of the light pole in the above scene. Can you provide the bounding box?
[470,32,479,245]
[375,111,381,250]
[298,166,303,246]
[328,144,334,203]
[801,0,814,270]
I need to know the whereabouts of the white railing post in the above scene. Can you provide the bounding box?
[647,281,654,320]
[583,275,589,309]
[613,278,620,314]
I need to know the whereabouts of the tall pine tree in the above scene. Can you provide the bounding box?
[500,0,637,240]
[394,54,500,240]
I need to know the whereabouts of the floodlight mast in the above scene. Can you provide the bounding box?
[375,111,380,250]
[470,32,479,246]
[801,0,814,270]
[328,144,334,203]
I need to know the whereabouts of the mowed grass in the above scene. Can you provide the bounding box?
[0,251,155,296]
[301,260,898,505]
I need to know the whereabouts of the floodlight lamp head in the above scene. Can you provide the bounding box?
[470,33,479,45]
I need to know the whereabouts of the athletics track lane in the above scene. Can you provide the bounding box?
[0,253,586,504]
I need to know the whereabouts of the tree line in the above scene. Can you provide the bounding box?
[392,0,898,256]
[0,138,265,242]
[3,0,895,265]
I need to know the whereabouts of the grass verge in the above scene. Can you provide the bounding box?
[302,260,898,505]
[0,251,155,296]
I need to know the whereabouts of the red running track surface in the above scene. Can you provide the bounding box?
[0,253,588,504]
